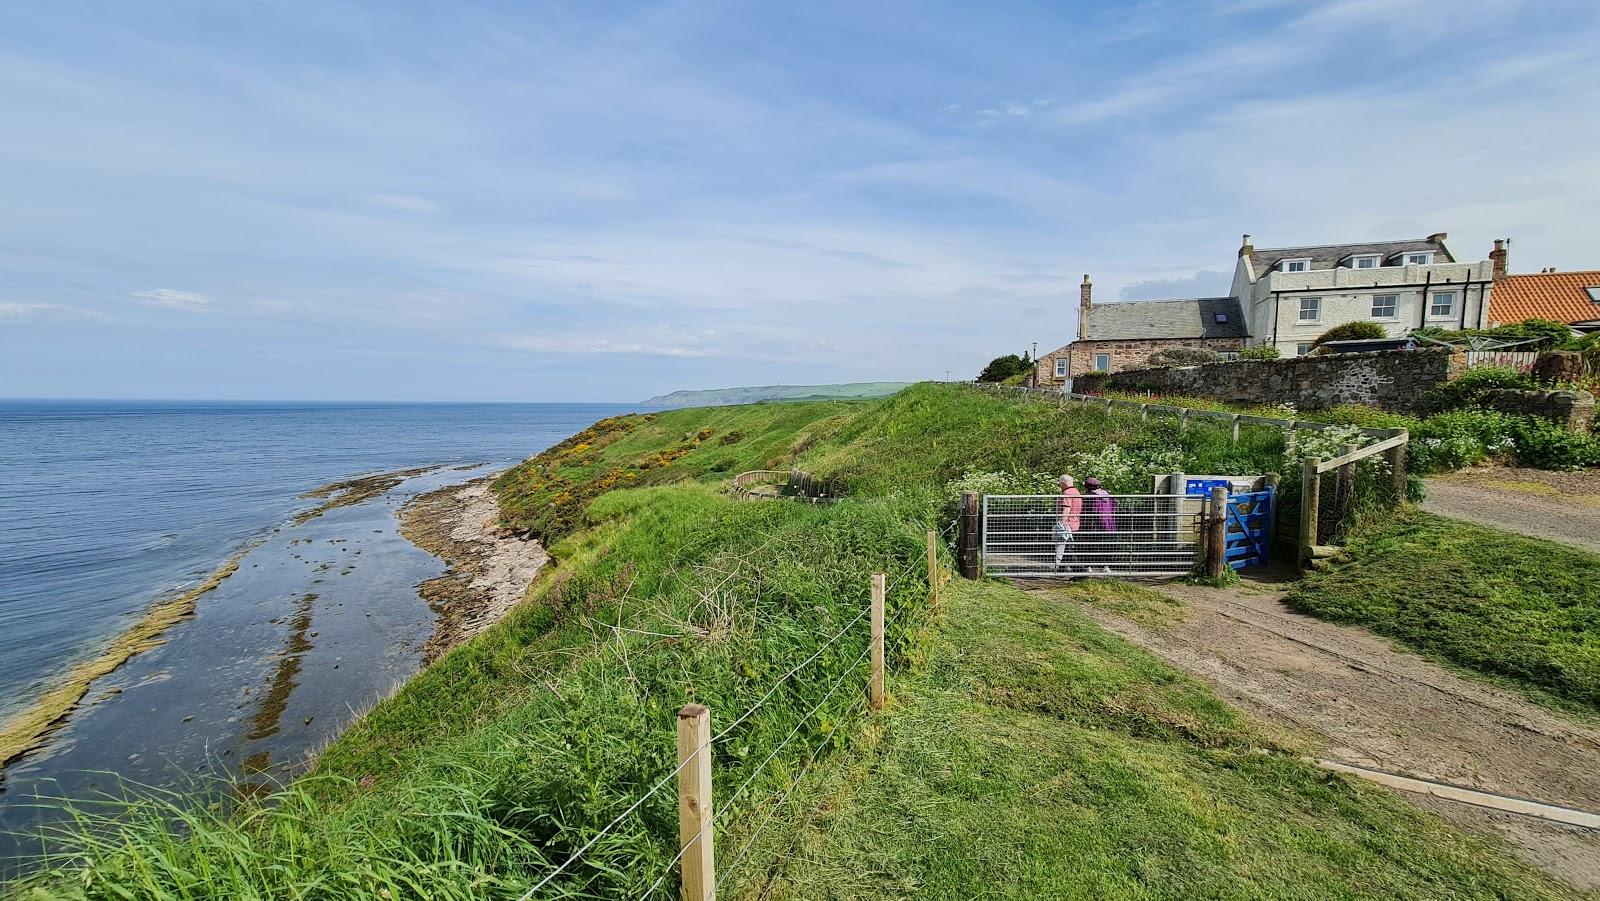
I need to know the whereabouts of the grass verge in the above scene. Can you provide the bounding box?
[755,580,1572,900]
[1288,510,1600,714]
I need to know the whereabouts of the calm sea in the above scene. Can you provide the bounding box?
[0,400,630,860]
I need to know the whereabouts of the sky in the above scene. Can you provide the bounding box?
[2,0,1598,402]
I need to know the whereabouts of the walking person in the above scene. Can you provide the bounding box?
[1082,477,1118,574]
[1053,475,1082,573]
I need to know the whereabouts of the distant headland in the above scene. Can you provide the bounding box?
[640,382,910,407]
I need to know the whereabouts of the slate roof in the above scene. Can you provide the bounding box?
[1250,237,1454,276]
[1489,271,1600,326]
[1082,297,1248,341]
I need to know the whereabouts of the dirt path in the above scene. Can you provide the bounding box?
[1051,572,1600,891]
[1424,467,1600,554]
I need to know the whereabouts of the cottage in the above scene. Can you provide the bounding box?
[1488,258,1600,334]
[1232,233,1495,357]
[1034,275,1247,385]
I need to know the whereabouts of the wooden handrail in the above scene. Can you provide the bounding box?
[1313,432,1409,473]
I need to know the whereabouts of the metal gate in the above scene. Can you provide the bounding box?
[1223,488,1274,570]
[981,494,1205,578]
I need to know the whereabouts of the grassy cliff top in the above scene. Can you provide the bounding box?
[640,381,910,407]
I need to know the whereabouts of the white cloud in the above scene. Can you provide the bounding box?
[132,288,212,309]
[368,193,441,214]
[0,301,69,321]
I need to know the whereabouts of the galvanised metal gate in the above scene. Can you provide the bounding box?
[981,494,1206,578]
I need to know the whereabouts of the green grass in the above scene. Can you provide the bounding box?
[9,384,1565,899]
[1288,511,1600,714]
[755,580,1571,900]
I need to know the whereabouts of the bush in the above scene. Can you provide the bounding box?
[977,353,1031,383]
[1237,345,1280,361]
[1510,417,1600,470]
[1305,404,1419,431]
[1427,366,1536,410]
[1144,347,1220,368]
[1312,321,1387,348]
[1410,409,1518,471]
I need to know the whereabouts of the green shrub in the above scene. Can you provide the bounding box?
[977,353,1031,383]
[1312,321,1387,347]
[1410,409,1518,471]
[1237,345,1280,361]
[1305,404,1419,431]
[1510,417,1600,470]
[1427,366,1535,410]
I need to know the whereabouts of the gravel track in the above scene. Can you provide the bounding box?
[1423,467,1600,554]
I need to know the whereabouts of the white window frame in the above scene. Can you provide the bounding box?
[1428,290,1458,319]
[1296,343,1313,357]
[1281,258,1311,273]
[1054,358,1068,378]
[1370,294,1399,320]
[1353,254,1381,269]
[1405,252,1434,265]
[1093,353,1111,372]
[1298,296,1321,323]
[1585,286,1600,302]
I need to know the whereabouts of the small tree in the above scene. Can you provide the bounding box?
[1312,321,1387,348]
[1238,345,1280,361]
[976,353,1029,383]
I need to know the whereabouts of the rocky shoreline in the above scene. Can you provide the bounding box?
[398,475,548,662]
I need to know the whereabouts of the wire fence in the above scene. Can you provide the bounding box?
[514,518,958,900]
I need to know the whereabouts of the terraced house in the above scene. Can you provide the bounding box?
[1034,231,1498,385]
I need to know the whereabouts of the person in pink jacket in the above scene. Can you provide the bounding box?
[1053,474,1082,571]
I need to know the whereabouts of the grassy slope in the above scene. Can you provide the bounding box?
[12,385,1567,899]
[758,580,1568,900]
[642,382,911,406]
[1288,510,1600,713]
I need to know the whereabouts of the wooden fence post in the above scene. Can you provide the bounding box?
[1299,458,1321,567]
[1179,409,1190,432]
[676,704,715,901]
[1387,430,1408,501]
[958,491,980,579]
[1207,486,1228,578]
[1140,404,1149,422]
[1229,415,1241,446]
[926,530,939,610]
[869,573,886,710]
[1334,442,1357,539]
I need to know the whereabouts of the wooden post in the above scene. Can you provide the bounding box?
[1229,414,1241,445]
[1387,430,1408,502]
[676,704,715,901]
[958,491,980,579]
[1335,442,1357,537]
[1140,404,1149,422]
[1179,409,1190,432]
[869,573,886,710]
[1299,458,1321,567]
[1286,424,1298,456]
[926,530,939,610]
[1263,472,1282,550]
[1207,486,1228,577]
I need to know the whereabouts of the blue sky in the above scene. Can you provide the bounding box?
[2,0,1597,401]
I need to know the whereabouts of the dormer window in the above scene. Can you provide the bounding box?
[1404,252,1434,265]
[1281,258,1311,273]
[1353,255,1381,269]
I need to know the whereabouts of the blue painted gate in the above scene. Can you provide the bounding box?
[1223,488,1274,569]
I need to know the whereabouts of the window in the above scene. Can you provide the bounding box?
[1371,294,1398,319]
[1296,343,1313,357]
[1585,286,1600,302]
[1094,353,1111,372]
[1405,252,1434,265]
[1429,290,1457,318]
[1215,312,1229,323]
[1353,255,1380,269]
[1054,358,1068,378]
[1298,296,1321,322]
[1282,258,1311,272]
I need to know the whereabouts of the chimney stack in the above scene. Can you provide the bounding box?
[1427,231,1448,243]
[1239,233,1254,257]
[1489,238,1509,281]
[1077,274,1092,340]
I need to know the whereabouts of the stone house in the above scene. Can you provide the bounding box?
[1034,275,1247,386]
[1232,233,1495,357]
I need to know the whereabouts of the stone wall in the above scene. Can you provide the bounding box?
[1479,389,1596,432]
[1083,347,1465,414]
[1035,337,1244,387]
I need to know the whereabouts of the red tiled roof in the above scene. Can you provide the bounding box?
[1489,271,1600,326]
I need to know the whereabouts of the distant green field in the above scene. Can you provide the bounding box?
[641,381,910,407]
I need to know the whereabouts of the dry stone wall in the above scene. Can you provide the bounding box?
[1479,389,1596,432]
